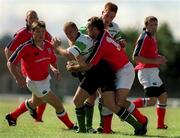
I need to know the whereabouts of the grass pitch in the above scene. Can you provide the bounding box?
[0,97,180,138]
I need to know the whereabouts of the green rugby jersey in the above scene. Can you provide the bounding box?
[67,33,94,59]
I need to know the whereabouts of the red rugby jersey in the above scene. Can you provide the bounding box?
[133,31,160,70]
[89,31,129,72]
[7,27,52,76]
[9,40,57,81]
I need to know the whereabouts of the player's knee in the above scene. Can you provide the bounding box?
[103,101,116,113]
[115,98,126,107]
[160,92,168,99]
[101,106,113,116]
[148,97,157,106]
[73,97,84,108]
[86,96,96,105]
[158,92,168,103]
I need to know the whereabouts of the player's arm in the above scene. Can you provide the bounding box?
[56,46,74,60]
[7,45,27,88]
[7,61,26,88]
[50,63,61,80]
[134,56,167,65]
[49,46,61,80]
[133,35,167,65]
[51,37,74,60]
[4,47,13,60]
[66,55,93,72]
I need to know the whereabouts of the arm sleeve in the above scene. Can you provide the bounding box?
[133,33,147,57]
[7,34,23,52]
[67,46,81,58]
[9,45,26,65]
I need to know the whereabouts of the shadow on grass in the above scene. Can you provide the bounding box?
[117,131,180,138]
[61,129,180,138]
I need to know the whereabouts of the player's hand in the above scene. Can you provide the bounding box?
[66,64,72,71]
[51,37,61,48]
[66,63,76,72]
[119,39,127,48]
[16,77,26,88]
[66,62,79,72]
[67,60,78,66]
[155,55,167,64]
[53,69,61,80]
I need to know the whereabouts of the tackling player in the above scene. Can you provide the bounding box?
[79,2,137,133]
[67,17,147,135]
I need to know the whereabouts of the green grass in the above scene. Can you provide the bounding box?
[1,98,180,138]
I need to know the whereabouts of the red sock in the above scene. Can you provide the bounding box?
[133,98,144,108]
[156,107,166,128]
[103,114,113,134]
[36,103,46,121]
[10,101,28,120]
[57,111,74,129]
[132,108,147,124]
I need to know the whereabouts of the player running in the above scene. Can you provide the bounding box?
[132,16,168,129]
[4,10,51,122]
[5,21,77,130]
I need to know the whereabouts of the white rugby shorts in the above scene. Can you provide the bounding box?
[138,68,163,89]
[26,75,51,97]
[115,62,135,89]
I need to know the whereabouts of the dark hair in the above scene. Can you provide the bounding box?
[31,21,46,31]
[143,16,158,30]
[104,2,118,13]
[87,16,104,32]
[63,21,78,32]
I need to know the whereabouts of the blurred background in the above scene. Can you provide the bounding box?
[0,0,180,99]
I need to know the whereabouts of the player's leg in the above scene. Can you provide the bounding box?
[115,88,148,129]
[156,85,168,129]
[115,62,147,126]
[133,96,157,108]
[74,66,102,133]
[5,90,42,126]
[73,86,90,132]
[27,75,76,129]
[27,94,44,119]
[102,91,147,135]
[133,68,161,108]
[5,99,29,126]
[101,104,113,133]
[96,89,113,133]
[84,93,97,133]
[36,102,47,122]
[42,90,76,129]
